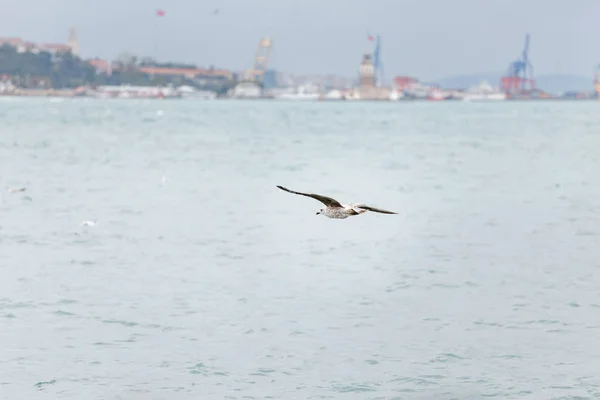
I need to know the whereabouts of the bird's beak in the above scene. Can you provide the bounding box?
[316,212,320,215]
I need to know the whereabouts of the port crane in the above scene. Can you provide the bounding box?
[372,35,384,86]
[500,34,535,95]
[243,37,272,84]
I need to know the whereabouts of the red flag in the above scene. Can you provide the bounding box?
[367,35,374,41]
[156,9,165,16]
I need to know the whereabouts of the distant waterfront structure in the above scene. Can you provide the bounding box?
[263,69,278,89]
[371,35,384,86]
[242,37,273,84]
[0,28,77,56]
[67,27,79,57]
[394,76,418,91]
[500,33,535,96]
[348,52,394,100]
[359,53,375,87]
[595,65,600,98]
[137,66,233,82]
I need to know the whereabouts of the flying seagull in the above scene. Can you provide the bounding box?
[276,185,397,219]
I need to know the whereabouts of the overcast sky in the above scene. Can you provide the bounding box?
[2,0,598,80]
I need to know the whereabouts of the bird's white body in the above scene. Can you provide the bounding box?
[318,204,368,219]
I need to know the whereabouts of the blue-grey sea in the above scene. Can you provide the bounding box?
[1,97,600,400]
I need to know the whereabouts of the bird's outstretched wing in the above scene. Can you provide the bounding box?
[276,185,343,208]
[354,204,397,214]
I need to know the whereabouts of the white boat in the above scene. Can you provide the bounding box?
[323,89,343,100]
[275,84,320,101]
[343,89,360,100]
[427,88,447,101]
[177,85,216,100]
[389,89,403,101]
[90,85,181,99]
[463,81,506,101]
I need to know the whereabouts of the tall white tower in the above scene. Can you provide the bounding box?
[67,26,79,57]
[359,53,375,88]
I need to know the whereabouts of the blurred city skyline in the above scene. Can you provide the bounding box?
[2,0,599,80]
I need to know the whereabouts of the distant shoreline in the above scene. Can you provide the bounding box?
[0,91,596,102]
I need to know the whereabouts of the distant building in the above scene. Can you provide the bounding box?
[88,58,118,75]
[0,37,22,46]
[0,37,26,52]
[350,52,393,100]
[359,53,375,87]
[138,67,233,83]
[394,76,418,91]
[40,43,72,55]
[85,62,235,87]
[262,69,278,89]
[0,29,77,56]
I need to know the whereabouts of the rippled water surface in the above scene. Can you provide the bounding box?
[1,98,600,399]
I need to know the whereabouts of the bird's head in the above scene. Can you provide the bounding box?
[316,208,323,216]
